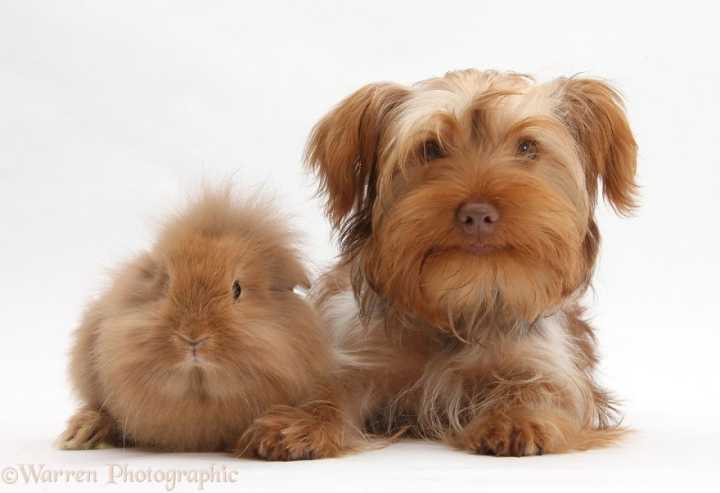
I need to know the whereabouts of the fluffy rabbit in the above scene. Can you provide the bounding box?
[57,188,332,453]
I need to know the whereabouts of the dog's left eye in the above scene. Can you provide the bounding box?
[422,140,445,161]
[518,139,538,159]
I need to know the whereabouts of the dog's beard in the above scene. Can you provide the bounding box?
[356,173,588,337]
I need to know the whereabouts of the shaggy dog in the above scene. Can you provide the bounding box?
[243,69,637,458]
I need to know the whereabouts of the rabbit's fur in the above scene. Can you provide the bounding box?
[58,188,332,452]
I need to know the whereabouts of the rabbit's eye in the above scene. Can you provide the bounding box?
[232,280,242,301]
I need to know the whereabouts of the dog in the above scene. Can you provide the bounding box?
[242,69,637,459]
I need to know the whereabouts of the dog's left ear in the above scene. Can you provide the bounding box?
[559,78,638,215]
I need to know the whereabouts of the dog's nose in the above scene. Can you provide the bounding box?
[456,202,500,236]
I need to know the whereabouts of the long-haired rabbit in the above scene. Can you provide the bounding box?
[57,188,332,453]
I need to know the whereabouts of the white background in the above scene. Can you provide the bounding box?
[1,1,719,492]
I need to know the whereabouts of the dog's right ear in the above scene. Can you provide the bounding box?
[305,83,410,228]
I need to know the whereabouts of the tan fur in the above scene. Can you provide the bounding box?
[246,69,637,458]
[58,187,332,453]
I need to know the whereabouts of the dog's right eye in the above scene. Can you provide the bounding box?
[422,140,445,161]
[517,139,539,160]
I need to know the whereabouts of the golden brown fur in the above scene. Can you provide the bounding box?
[58,187,333,454]
[245,69,637,458]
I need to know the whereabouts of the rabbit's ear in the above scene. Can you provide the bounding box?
[268,247,311,291]
[135,252,161,279]
[126,253,169,300]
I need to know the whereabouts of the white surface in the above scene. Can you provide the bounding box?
[1,1,719,491]
[1,424,718,492]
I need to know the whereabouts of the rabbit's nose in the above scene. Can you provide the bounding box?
[175,333,210,349]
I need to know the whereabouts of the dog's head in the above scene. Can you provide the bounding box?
[307,69,637,327]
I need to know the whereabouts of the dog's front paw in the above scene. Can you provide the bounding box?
[57,408,115,450]
[236,402,350,461]
[455,411,562,457]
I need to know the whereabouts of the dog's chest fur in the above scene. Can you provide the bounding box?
[315,271,591,435]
